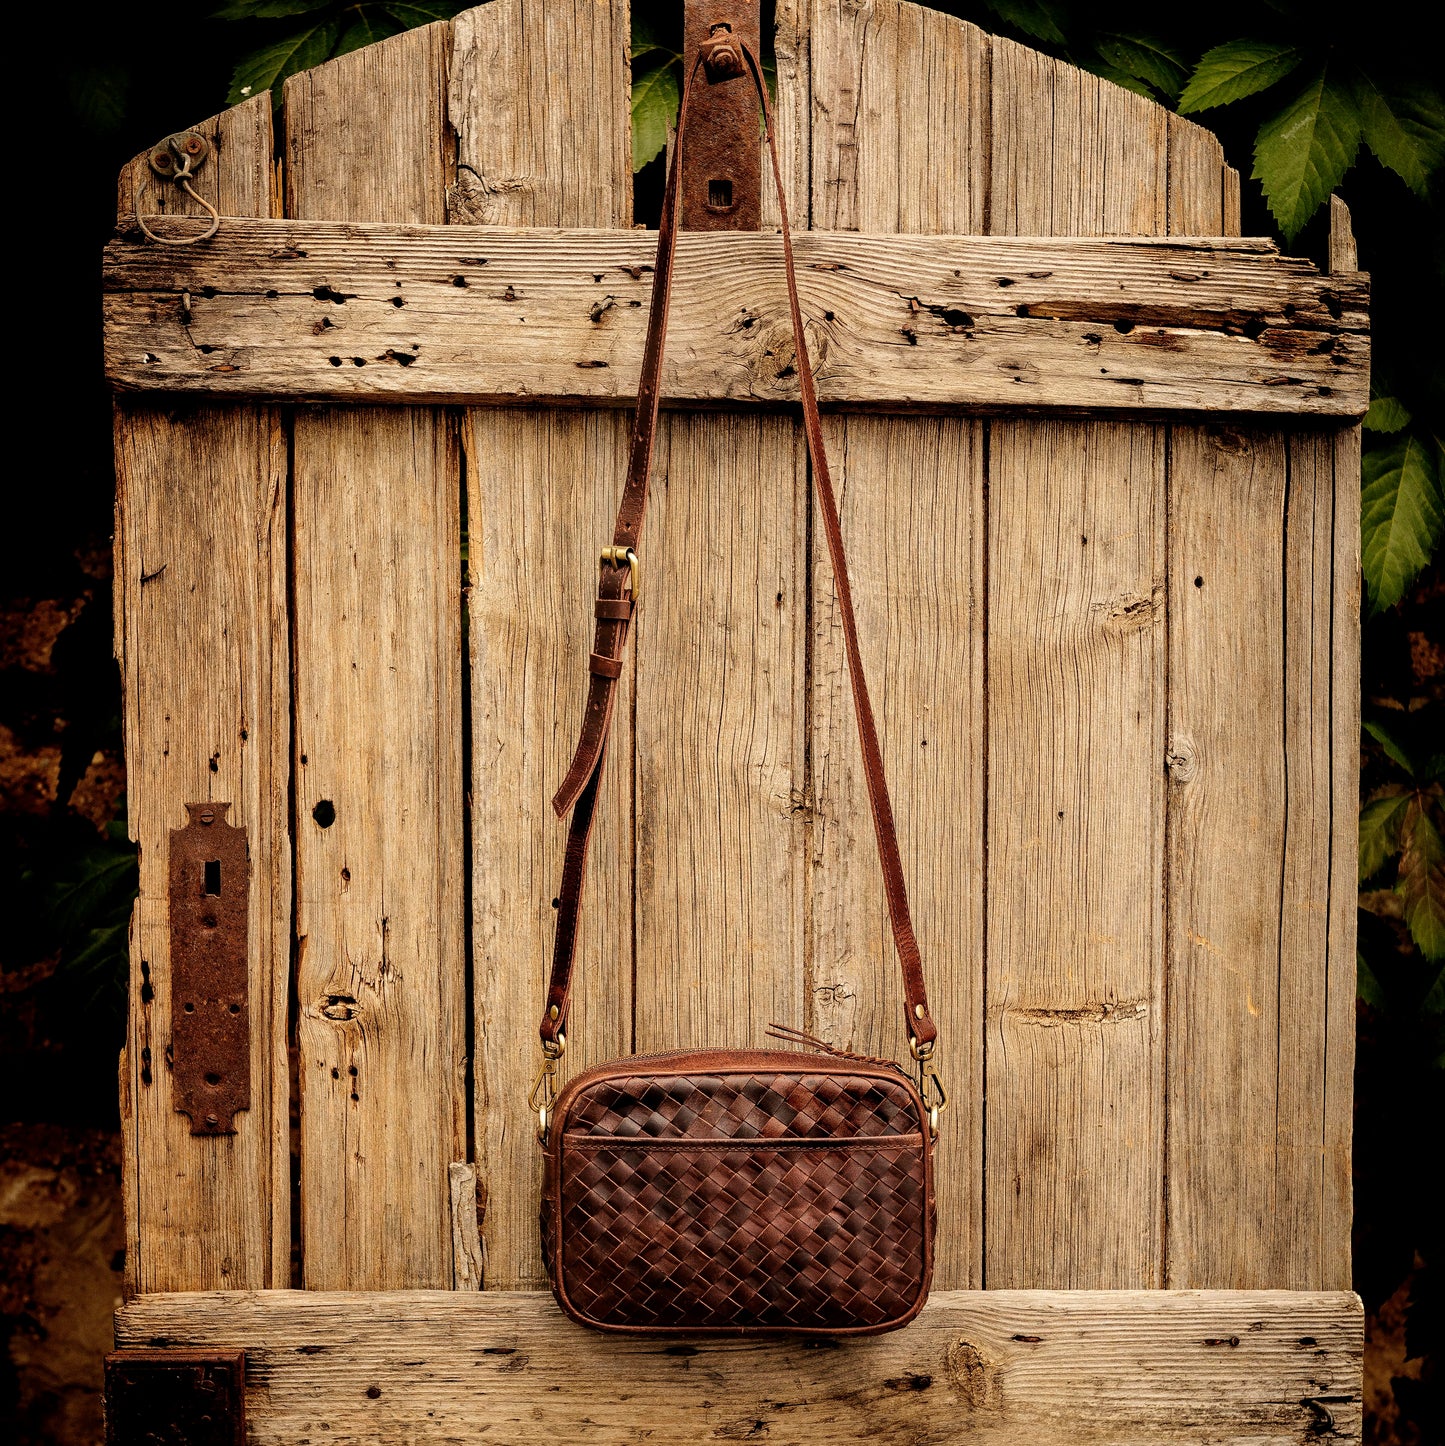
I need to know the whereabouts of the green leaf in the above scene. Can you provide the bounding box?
[337,9,402,58]
[632,57,679,171]
[1354,76,1445,196]
[1361,434,1445,612]
[1357,952,1387,1007]
[1178,39,1301,114]
[229,19,342,103]
[1364,718,1419,776]
[1398,799,1445,962]
[1364,396,1412,434]
[382,1,469,23]
[67,63,131,134]
[1094,35,1187,100]
[213,0,334,17]
[1090,63,1155,99]
[983,0,1069,47]
[231,19,344,102]
[1252,68,1361,240]
[1360,788,1412,880]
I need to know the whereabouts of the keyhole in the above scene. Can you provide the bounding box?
[708,177,733,210]
[204,859,221,895]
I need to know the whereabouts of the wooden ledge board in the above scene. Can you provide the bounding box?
[104,224,1369,417]
[115,1287,1363,1444]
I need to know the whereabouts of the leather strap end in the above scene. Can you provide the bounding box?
[911,1013,939,1048]
[589,652,624,679]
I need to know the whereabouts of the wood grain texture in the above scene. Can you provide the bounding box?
[984,23,1175,1293]
[114,94,288,1294]
[285,23,465,1290]
[810,0,988,234]
[632,413,808,1052]
[1324,427,1360,1291]
[114,1287,1364,1444]
[1167,114,1229,236]
[450,0,634,1291]
[1329,196,1358,276]
[103,226,1367,415]
[985,421,1167,1288]
[448,0,630,227]
[764,0,812,228]
[807,0,989,1293]
[1164,425,1346,1288]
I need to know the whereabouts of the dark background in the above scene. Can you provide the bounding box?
[2,2,1440,1441]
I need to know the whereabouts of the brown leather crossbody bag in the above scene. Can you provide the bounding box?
[533,32,945,1337]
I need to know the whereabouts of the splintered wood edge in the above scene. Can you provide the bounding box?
[114,1288,1363,1443]
[103,224,1370,417]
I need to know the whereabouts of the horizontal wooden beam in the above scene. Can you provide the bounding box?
[104,222,1368,417]
[116,1287,1362,1444]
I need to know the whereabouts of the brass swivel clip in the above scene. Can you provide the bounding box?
[529,1035,566,1145]
[909,1035,948,1138]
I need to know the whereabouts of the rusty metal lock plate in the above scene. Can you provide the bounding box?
[681,1,762,231]
[105,1350,245,1446]
[169,802,251,1135]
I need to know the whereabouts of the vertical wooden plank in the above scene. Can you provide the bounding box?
[807,0,988,1290]
[1167,114,1225,235]
[448,0,631,226]
[985,37,1170,1290]
[811,0,987,234]
[985,421,1167,1289]
[115,95,289,1293]
[1165,426,1282,1286]
[1165,425,1353,1290]
[632,414,808,1050]
[451,0,634,1289]
[1325,426,1360,1291]
[1325,207,1362,1291]
[764,0,812,228]
[285,23,465,1290]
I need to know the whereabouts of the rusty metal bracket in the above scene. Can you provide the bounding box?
[105,1349,245,1446]
[681,0,762,231]
[169,802,251,1135]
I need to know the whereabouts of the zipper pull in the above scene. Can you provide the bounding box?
[764,1023,898,1070]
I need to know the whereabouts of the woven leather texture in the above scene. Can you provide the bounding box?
[545,1061,932,1334]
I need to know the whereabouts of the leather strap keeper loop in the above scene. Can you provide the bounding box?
[588,653,624,679]
[594,598,634,620]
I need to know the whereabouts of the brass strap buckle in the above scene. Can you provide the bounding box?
[599,545,640,604]
[909,1035,948,1138]
[528,1036,566,1145]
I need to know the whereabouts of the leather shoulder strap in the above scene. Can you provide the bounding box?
[540,35,937,1055]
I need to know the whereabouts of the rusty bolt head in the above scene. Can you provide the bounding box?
[702,37,746,83]
[199,809,215,825]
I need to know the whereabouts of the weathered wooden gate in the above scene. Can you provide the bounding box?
[102,0,1367,1439]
